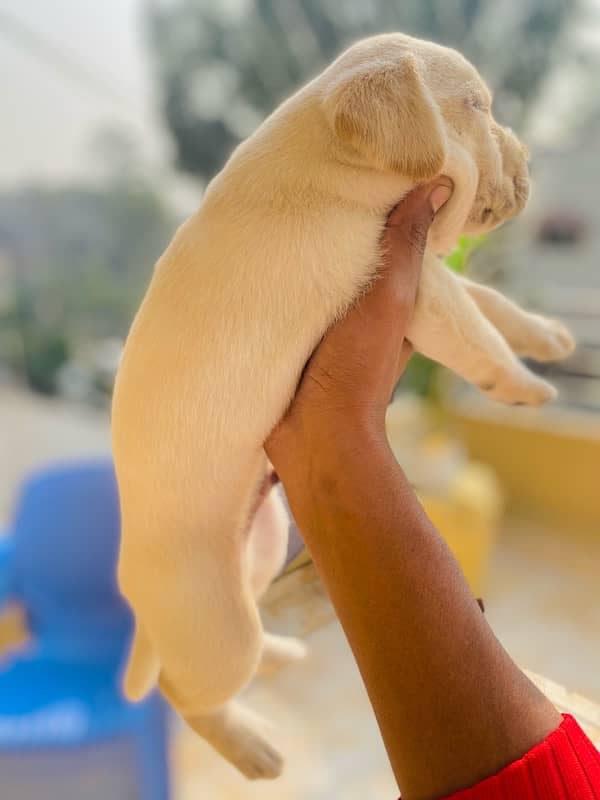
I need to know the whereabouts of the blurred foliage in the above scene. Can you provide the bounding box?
[400,354,440,401]
[400,235,486,400]
[145,0,580,179]
[1,1,592,398]
[0,131,176,394]
[22,329,70,395]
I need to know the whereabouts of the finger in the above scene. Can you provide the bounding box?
[378,178,454,323]
[386,177,453,241]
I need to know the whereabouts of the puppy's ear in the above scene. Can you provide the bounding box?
[323,54,447,179]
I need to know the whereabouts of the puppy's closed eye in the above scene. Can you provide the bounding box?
[466,93,490,112]
[463,81,492,113]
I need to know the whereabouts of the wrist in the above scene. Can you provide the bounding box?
[267,409,382,481]
[267,413,402,526]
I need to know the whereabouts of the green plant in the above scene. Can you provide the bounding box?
[444,235,487,274]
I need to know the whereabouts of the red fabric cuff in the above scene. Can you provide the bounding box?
[440,714,600,799]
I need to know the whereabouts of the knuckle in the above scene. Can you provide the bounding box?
[406,220,430,255]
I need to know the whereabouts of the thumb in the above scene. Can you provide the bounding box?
[386,178,453,256]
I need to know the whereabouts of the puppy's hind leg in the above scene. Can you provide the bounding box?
[246,477,308,675]
[188,700,283,780]
[117,452,269,718]
[247,476,290,600]
[258,632,308,675]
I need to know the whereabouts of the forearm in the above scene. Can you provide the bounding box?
[270,423,560,800]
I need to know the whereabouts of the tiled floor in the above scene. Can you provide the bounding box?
[486,517,600,703]
[173,517,600,799]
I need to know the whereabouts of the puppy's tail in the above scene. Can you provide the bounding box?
[122,620,161,702]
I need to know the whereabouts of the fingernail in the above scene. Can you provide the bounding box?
[429,183,452,214]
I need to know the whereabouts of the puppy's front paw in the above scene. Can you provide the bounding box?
[521,315,576,362]
[479,364,557,406]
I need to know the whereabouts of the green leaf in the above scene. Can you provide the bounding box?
[444,234,487,274]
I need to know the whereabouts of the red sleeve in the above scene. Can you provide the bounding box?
[439,714,600,799]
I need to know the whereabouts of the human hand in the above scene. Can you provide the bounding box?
[266,178,452,468]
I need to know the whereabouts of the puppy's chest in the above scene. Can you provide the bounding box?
[273,209,385,309]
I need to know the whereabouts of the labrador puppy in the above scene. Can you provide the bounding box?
[112,33,574,779]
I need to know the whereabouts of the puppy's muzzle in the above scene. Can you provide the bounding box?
[481,126,530,225]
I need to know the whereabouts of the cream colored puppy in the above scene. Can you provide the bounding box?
[112,33,574,778]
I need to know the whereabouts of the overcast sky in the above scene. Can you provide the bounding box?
[1,1,598,189]
[0,0,168,187]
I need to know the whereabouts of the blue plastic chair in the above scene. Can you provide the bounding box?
[0,460,170,800]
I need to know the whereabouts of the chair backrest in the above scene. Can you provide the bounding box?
[10,460,131,662]
[1,462,171,800]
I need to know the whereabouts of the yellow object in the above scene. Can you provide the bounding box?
[450,400,600,532]
[385,397,503,596]
[419,462,502,596]
[283,547,312,575]
[283,399,504,598]
[0,605,27,653]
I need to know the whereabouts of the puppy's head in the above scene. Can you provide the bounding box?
[321,34,530,251]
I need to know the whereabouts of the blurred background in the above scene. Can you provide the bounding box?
[0,1,599,798]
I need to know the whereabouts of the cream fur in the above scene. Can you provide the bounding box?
[112,33,575,778]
